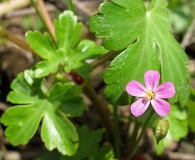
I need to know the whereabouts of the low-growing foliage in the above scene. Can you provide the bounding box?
[0,0,194,159]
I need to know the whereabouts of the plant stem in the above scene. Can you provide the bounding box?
[0,26,37,55]
[91,51,116,69]
[67,0,75,14]
[127,120,141,158]
[84,81,114,140]
[30,0,44,22]
[128,109,154,158]
[113,105,120,159]
[31,0,56,43]
[128,121,141,143]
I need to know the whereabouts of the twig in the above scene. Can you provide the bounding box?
[181,18,195,48]
[0,27,37,55]
[36,0,56,43]
[0,0,30,17]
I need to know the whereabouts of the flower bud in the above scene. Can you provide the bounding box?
[152,118,169,144]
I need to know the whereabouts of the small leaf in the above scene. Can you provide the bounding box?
[26,31,63,77]
[1,70,86,156]
[26,11,107,78]
[55,11,82,50]
[90,0,189,106]
[64,40,107,78]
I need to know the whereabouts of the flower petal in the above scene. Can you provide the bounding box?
[144,70,160,90]
[126,80,146,97]
[151,98,170,117]
[130,98,150,117]
[155,82,175,98]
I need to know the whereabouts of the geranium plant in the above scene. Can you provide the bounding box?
[0,0,194,159]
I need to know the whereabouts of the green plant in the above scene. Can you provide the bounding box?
[0,0,194,159]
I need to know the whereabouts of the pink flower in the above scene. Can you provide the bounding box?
[126,70,175,117]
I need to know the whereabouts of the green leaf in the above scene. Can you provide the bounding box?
[40,126,114,160]
[48,83,85,117]
[26,11,107,78]
[55,11,82,50]
[91,144,115,160]
[26,31,63,77]
[41,110,78,156]
[90,0,189,106]
[0,105,43,145]
[64,125,105,160]
[1,70,86,156]
[155,105,188,154]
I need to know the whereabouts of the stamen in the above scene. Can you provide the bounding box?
[145,91,155,100]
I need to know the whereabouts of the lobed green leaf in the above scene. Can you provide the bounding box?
[39,126,114,160]
[90,0,189,106]
[55,11,82,50]
[41,111,78,156]
[26,11,107,78]
[1,70,86,156]
[1,105,44,145]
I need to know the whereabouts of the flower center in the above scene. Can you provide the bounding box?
[145,91,155,100]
